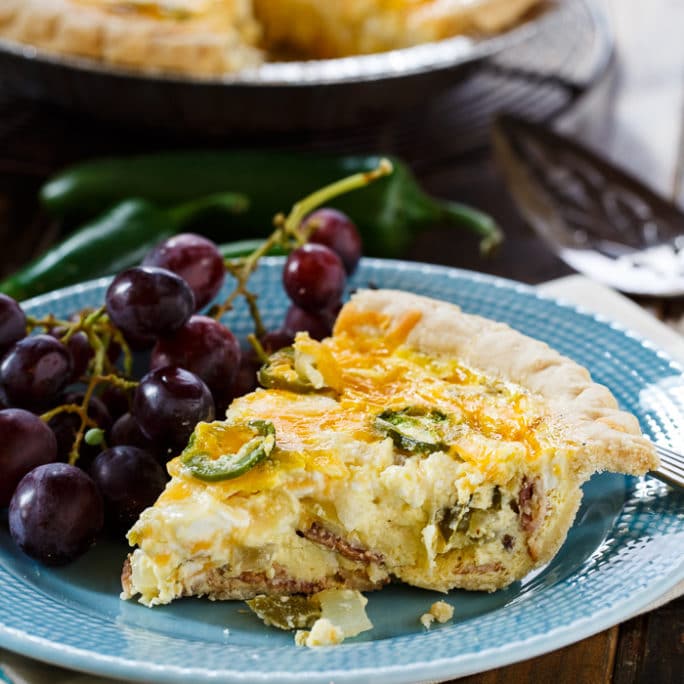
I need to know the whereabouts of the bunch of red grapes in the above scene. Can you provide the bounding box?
[0,208,361,566]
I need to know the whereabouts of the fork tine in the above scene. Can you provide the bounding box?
[655,445,684,475]
[651,444,684,489]
[657,455,684,477]
[657,462,684,480]
[650,469,684,489]
[656,444,684,465]
[656,444,684,461]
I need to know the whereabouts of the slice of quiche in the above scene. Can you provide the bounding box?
[122,289,657,606]
[0,0,262,75]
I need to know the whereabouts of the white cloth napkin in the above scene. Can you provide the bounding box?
[2,275,682,684]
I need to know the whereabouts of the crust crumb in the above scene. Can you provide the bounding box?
[295,618,344,647]
[420,600,454,629]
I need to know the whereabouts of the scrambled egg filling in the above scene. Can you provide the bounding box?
[127,310,568,607]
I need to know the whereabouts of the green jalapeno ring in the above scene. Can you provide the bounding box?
[257,348,312,393]
[258,346,332,394]
[181,420,276,482]
[375,407,449,454]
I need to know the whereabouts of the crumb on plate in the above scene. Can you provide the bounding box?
[420,600,454,629]
[295,618,344,647]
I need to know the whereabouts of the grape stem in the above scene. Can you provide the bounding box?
[61,305,106,344]
[31,306,138,464]
[40,373,137,465]
[286,158,394,246]
[40,402,99,464]
[247,334,269,364]
[25,313,71,332]
[211,158,394,330]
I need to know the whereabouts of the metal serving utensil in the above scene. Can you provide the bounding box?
[493,115,684,296]
[653,444,684,490]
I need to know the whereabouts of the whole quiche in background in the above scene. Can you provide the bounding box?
[0,0,543,75]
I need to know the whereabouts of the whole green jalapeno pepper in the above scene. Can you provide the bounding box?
[39,151,501,258]
[0,192,247,301]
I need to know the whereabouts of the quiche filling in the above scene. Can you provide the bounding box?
[123,293,609,607]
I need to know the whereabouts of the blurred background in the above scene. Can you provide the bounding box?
[0,0,682,297]
[0,3,683,683]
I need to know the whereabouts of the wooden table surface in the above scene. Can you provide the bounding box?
[0,1,682,682]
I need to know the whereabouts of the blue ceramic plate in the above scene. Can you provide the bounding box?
[1,259,683,683]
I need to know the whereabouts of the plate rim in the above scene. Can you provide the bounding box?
[2,257,683,684]
[21,258,684,376]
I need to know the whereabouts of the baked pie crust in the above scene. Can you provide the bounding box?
[121,289,657,606]
[0,0,262,74]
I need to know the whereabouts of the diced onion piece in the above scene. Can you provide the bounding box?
[317,588,373,638]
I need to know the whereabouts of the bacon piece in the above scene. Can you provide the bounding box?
[518,477,536,532]
[299,522,385,565]
[452,561,505,575]
[184,563,386,600]
[121,556,133,597]
[121,554,386,602]
[518,476,547,560]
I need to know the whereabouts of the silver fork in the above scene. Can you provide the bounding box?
[651,444,684,489]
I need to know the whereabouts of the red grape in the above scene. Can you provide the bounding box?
[133,366,215,450]
[121,330,156,351]
[64,392,113,433]
[143,233,225,310]
[9,463,103,565]
[0,408,57,506]
[64,310,121,362]
[221,355,261,409]
[49,328,93,382]
[99,385,130,421]
[260,329,295,354]
[48,393,111,469]
[90,446,167,534]
[304,208,362,274]
[48,412,92,465]
[110,412,156,453]
[0,294,26,355]
[283,305,334,340]
[150,316,241,397]
[283,244,346,312]
[0,335,73,410]
[48,392,112,469]
[105,266,195,341]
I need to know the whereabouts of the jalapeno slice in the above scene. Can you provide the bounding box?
[258,345,337,393]
[374,407,449,454]
[438,503,472,542]
[181,420,276,482]
[258,347,315,393]
[246,594,322,631]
